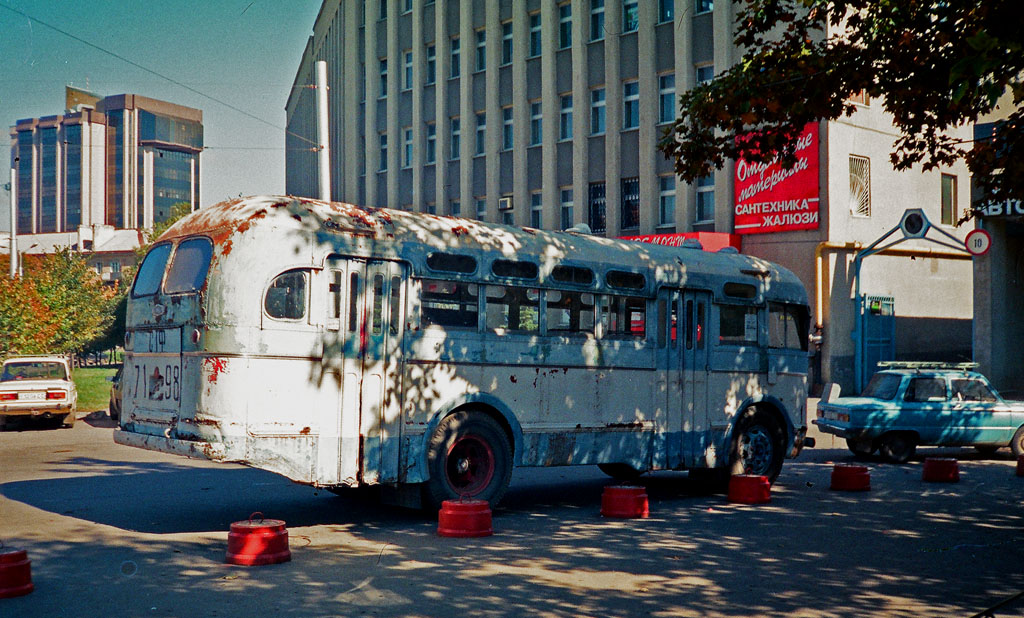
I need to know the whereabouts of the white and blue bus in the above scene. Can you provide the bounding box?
[114,196,812,508]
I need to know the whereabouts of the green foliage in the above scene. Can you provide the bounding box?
[0,251,118,357]
[659,0,1023,212]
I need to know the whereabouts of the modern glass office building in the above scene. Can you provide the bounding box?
[9,94,203,236]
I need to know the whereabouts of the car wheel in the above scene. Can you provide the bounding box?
[846,438,875,457]
[878,432,916,464]
[1011,426,1024,458]
[730,408,785,483]
[424,411,513,511]
[598,463,645,480]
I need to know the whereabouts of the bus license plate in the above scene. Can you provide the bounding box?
[131,362,181,404]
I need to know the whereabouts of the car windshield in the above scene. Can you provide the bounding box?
[1,361,68,381]
[860,373,902,400]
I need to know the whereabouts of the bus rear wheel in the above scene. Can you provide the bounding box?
[730,408,785,483]
[425,411,512,511]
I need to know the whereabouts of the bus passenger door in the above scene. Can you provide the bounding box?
[356,261,407,485]
[327,259,407,486]
[682,290,711,466]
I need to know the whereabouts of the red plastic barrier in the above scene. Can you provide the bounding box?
[830,464,871,491]
[601,486,650,519]
[438,499,493,537]
[922,457,960,483]
[727,474,771,504]
[0,547,34,599]
[225,513,292,566]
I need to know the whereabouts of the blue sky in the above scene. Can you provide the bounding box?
[0,0,323,232]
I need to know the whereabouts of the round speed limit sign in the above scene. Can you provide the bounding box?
[965,229,991,256]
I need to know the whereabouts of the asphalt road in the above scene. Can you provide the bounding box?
[1,411,1023,618]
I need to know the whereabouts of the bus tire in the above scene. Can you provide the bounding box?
[425,411,513,511]
[597,463,645,480]
[729,408,785,483]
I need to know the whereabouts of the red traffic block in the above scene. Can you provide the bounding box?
[601,485,649,519]
[1017,455,1024,478]
[438,499,493,537]
[225,513,292,566]
[0,546,34,599]
[922,457,960,483]
[830,464,871,491]
[728,474,771,504]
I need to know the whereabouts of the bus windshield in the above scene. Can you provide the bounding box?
[132,243,172,298]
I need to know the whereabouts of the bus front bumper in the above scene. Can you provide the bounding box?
[114,429,227,461]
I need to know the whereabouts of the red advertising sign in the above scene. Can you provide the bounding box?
[733,123,820,234]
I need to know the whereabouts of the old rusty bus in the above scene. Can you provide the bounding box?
[114,196,812,508]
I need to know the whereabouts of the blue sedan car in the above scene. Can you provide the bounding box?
[814,363,1024,463]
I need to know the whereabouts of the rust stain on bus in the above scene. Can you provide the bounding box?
[204,357,228,383]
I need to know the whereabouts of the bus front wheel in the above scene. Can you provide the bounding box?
[730,408,785,483]
[425,411,513,511]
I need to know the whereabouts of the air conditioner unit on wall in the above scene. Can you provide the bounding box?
[498,196,513,211]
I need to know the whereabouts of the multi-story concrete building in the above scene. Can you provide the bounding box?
[285,0,975,393]
[7,92,203,283]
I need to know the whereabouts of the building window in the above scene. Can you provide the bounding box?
[450,37,461,79]
[559,4,572,49]
[659,0,674,22]
[379,58,388,97]
[379,0,387,21]
[502,211,514,225]
[589,182,606,234]
[560,94,573,140]
[529,13,542,58]
[403,127,413,168]
[848,90,870,106]
[403,0,411,13]
[696,174,715,222]
[696,0,713,14]
[450,199,461,216]
[623,80,639,130]
[404,50,413,90]
[530,101,543,145]
[941,174,957,225]
[476,112,486,155]
[379,133,388,171]
[450,117,461,159]
[531,192,543,228]
[426,44,436,84]
[476,198,487,221]
[426,202,437,215]
[659,176,675,227]
[621,177,640,230]
[849,155,871,217]
[659,73,675,124]
[476,30,486,71]
[560,188,574,230]
[503,106,514,150]
[590,0,605,41]
[426,123,437,164]
[696,64,714,85]
[502,21,513,65]
[623,0,638,33]
[591,88,606,135]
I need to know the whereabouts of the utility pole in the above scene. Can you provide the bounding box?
[315,60,332,202]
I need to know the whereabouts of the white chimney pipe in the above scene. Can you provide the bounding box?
[315,60,331,202]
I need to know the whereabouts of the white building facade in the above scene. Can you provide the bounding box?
[285,0,975,393]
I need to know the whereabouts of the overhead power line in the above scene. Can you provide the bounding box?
[0,1,318,147]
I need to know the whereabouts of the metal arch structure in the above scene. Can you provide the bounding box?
[851,209,972,392]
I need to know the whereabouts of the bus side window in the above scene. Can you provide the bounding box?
[265,270,308,320]
[545,290,595,334]
[421,279,479,329]
[719,304,759,345]
[348,272,359,333]
[486,286,539,333]
[329,271,342,320]
[657,299,667,348]
[696,301,705,350]
[601,295,646,338]
[389,276,402,336]
[372,275,385,334]
[685,300,694,350]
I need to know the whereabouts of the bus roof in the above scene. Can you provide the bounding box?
[159,195,807,303]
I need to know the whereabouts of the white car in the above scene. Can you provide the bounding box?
[0,356,78,429]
